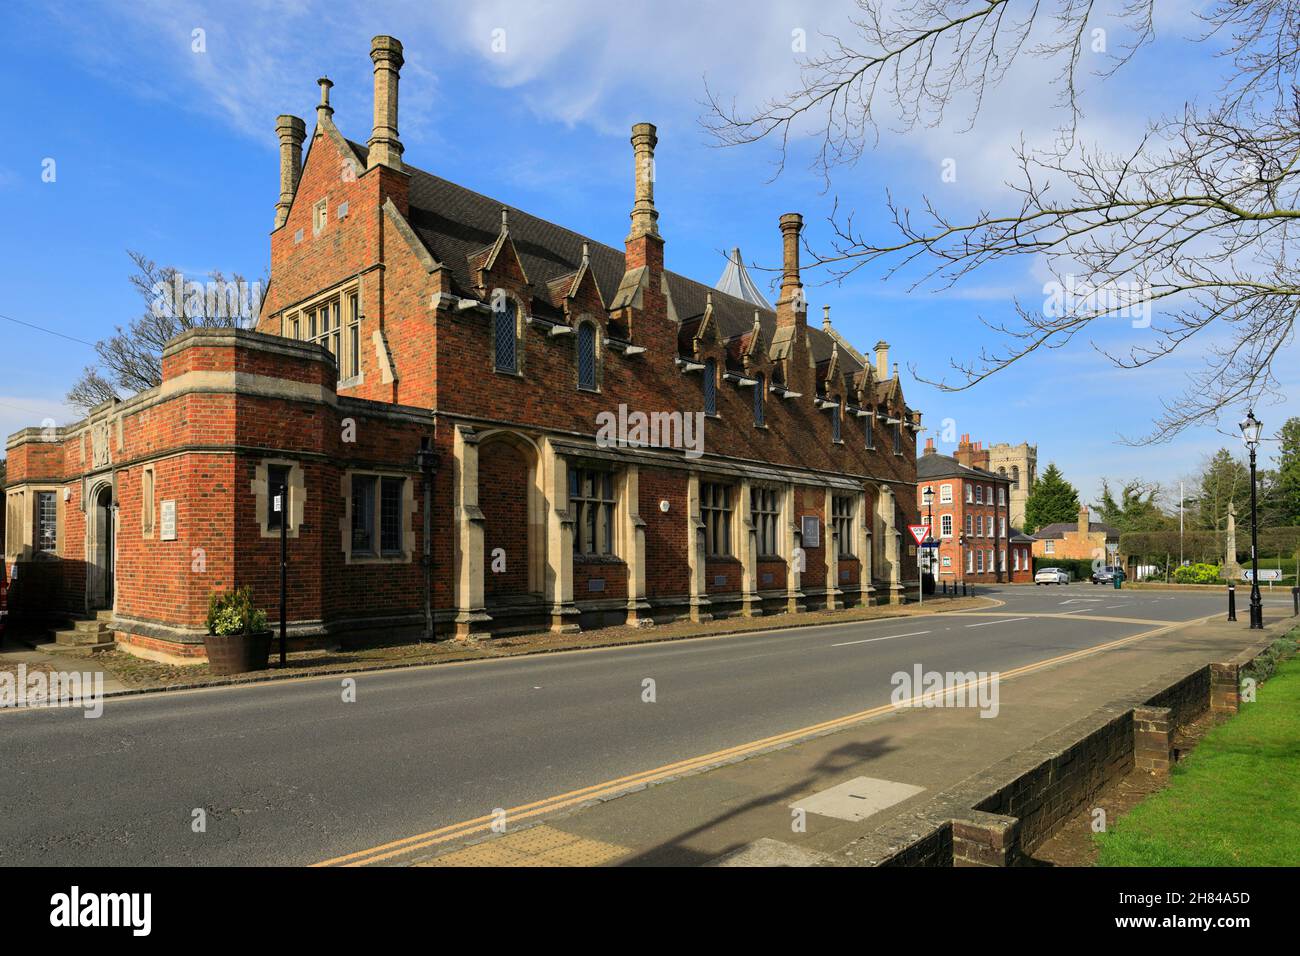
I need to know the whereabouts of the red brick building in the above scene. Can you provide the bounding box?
[3,37,923,661]
[916,437,1033,585]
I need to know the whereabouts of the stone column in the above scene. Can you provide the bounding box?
[685,472,712,622]
[876,486,904,604]
[739,480,761,617]
[452,425,491,639]
[824,488,841,611]
[857,490,874,606]
[540,437,579,633]
[620,465,652,626]
[784,483,805,614]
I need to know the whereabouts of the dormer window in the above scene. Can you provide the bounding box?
[831,399,842,443]
[753,372,765,426]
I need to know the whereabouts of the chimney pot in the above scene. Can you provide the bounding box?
[368,35,404,171]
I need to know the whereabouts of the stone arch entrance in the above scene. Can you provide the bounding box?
[87,481,116,611]
[476,432,544,601]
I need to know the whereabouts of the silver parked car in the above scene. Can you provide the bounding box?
[1035,567,1070,585]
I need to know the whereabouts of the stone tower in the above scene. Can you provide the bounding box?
[987,442,1037,528]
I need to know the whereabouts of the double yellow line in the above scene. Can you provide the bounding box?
[314,613,1210,866]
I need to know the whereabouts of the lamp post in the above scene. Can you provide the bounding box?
[1239,409,1263,629]
[416,437,440,642]
[921,485,934,599]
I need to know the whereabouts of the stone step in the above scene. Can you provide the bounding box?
[95,609,115,623]
[73,619,111,636]
[53,625,111,647]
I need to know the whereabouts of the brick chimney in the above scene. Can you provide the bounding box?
[923,437,936,456]
[775,213,806,329]
[954,433,973,466]
[274,114,305,229]
[367,36,404,171]
[1077,505,1090,536]
[874,341,890,379]
[615,123,668,343]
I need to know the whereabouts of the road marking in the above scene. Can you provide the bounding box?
[831,630,930,647]
[316,611,1219,867]
[964,617,1029,628]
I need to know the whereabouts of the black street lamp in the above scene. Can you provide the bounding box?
[1239,409,1264,629]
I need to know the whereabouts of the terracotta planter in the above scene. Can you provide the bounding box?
[203,630,273,675]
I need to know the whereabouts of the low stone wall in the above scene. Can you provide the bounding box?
[836,622,1295,867]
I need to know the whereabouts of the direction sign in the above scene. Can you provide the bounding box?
[1242,569,1283,582]
[908,524,930,545]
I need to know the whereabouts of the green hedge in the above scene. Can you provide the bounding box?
[1173,562,1220,584]
[1032,557,1098,581]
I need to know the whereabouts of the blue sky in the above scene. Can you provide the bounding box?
[1,0,1294,506]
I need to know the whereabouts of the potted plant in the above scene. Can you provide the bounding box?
[203,587,272,675]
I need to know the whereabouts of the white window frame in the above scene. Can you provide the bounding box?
[939,484,952,504]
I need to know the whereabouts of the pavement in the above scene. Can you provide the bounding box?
[0,584,1292,866]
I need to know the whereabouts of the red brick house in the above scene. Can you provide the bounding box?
[916,436,1033,585]
[3,37,922,662]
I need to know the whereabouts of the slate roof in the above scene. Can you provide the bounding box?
[915,451,1002,481]
[343,139,871,384]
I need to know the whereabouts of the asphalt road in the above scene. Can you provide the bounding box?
[0,584,1286,865]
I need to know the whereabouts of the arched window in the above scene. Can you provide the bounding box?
[493,298,518,373]
[703,358,717,416]
[1011,465,1020,489]
[576,322,597,390]
[753,373,765,426]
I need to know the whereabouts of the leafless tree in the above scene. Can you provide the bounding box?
[703,1,1300,442]
[68,251,261,411]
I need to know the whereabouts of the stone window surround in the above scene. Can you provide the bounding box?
[141,465,156,538]
[750,483,782,560]
[574,316,602,393]
[283,281,363,386]
[5,484,65,560]
[490,289,528,377]
[252,458,305,539]
[339,468,416,565]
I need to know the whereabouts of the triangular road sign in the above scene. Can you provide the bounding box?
[908,524,930,545]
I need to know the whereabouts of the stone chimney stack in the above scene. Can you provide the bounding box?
[274,114,306,229]
[1077,505,1090,536]
[775,213,805,327]
[367,35,404,171]
[316,77,334,123]
[874,341,890,380]
[627,123,659,241]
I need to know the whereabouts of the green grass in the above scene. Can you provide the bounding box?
[1096,653,1300,866]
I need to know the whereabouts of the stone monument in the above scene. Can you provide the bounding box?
[1221,501,1245,581]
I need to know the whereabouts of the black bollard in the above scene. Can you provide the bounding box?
[1228,583,1236,622]
[1292,585,1298,616]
